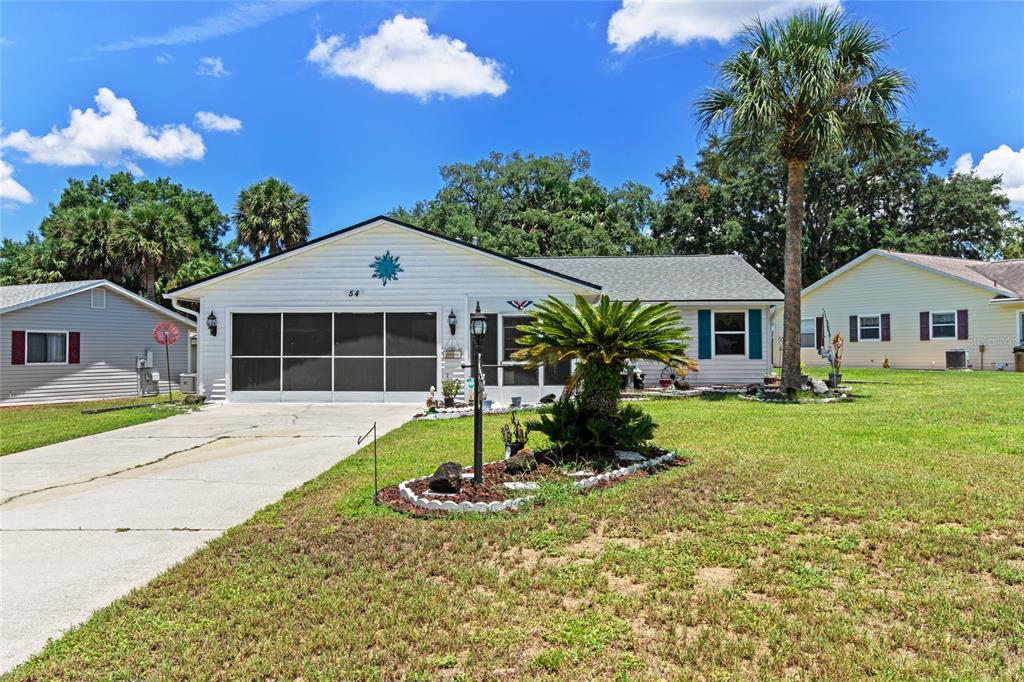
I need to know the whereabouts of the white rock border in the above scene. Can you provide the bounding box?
[396,451,678,513]
[736,393,852,404]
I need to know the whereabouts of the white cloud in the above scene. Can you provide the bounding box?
[0,87,205,168]
[0,36,15,48]
[0,159,32,204]
[307,14,508,99]
[196,56,230,77]
[99,1,315,51]
[608,0,827,52]
[195,111,243,132]
[156,52,173,63]
[954,145,1024,204]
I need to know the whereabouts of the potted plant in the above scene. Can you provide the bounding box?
[827,333,844,388]
[501,411,528,458]
[799,361,810,387]
[441,376,461,408]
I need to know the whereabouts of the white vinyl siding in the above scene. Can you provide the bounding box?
[773,254,1024,370]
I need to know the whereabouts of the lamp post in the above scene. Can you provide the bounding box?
[469,302,488,484]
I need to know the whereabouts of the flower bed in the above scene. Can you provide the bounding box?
[379,450,683,515]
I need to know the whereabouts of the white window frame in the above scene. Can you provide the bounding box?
[90,288,106,309]
[857,314,882,342]
[711,310,747,358]
[498,313,572,387]
[930,310,958,340]
[25,330,69,365]
[1018,311,1024,346]
[800,318,817,349]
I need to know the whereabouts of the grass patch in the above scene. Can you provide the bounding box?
[0,393,188,455]
[5,369,1024,679]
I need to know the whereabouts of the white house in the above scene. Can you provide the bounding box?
[1,280,195,405]
[772,249,1024,371]
[165,216,783,404]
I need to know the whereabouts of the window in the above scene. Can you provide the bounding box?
[501,316,539,386]
[90,289,105,309]
[858,315,881,341]
[713,312,746,355]
[26,332,67,363]
[931,311,956,339]
[800,319,816,348]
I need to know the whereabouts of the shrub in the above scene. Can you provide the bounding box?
[529,397,655,462]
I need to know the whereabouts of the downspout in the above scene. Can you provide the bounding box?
[170,297,198,322]
[169,296,200,389]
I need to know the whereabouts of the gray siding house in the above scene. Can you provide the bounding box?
[1,280,195,405]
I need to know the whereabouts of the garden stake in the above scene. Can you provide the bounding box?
[358,422,378,505]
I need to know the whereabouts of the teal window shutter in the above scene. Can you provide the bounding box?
[748,309,763,359]
[697,309,712,359]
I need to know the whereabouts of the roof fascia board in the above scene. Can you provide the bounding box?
[0,282,96,314]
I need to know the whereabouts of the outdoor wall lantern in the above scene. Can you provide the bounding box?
[206,312,218,336]
[448,309,457,337]
[470,303,487,339]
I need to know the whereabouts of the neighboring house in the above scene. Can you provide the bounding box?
[1,280,196,405]
[772,249,1024,370]
[165,216,783,404]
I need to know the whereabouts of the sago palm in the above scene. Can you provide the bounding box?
[695,6,910,390]
[234,177,310,259]
[512,294,694,419]
[112,201,193,301]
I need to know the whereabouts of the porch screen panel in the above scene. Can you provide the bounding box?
[232,313,281,391]
[385,313,436,392]
[334,313,384,391]
[479,314,499,386]
[283,313,332,390]
[502,316,538,386]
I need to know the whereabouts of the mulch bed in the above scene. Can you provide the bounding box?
[377,451,689,517]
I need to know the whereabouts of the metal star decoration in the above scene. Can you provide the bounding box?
[370,250,403,286]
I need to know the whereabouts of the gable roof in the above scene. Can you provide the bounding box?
[165,216,602,298]
[521,255,784,302]
[0,279,197,326]
[803,249,1024,299]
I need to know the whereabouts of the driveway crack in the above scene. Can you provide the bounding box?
[0,437,227,506]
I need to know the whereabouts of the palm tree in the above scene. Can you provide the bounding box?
[512,295,694,421]
[695,6,910,391]
[112,201,193,301]
[49,205,122,280]
[234,178,310,259]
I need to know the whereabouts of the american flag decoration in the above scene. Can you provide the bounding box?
[507,300,533,311]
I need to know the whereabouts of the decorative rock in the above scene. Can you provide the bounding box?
[504,481,540,491]
[614,450,646,463]
[428,462,463,494]
[810,378,829,395]
[540,393,557,404]
[505,449,537,474]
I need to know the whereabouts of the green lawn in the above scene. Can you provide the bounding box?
[0,394,188,456]
[6,370,1024,680]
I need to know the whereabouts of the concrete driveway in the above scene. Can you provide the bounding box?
[0,402,417,673]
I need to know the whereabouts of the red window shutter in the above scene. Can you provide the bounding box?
[848,315,858,342]
[881,314,891,342]
[11,330,25,365]
[815,317,824,349]
[956,310,968,340]
[919,312,930,341]
[69,332,81,364]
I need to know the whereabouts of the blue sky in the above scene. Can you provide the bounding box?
[2,1,1022,244]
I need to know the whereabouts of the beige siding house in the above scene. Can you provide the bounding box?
[1,280,195,405]
[166,216,782,404]
[772,250,1024,370]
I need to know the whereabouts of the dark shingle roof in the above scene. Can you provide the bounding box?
[521,255,783,302]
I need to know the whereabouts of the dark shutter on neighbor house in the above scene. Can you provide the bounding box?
[748,309,763,360]
[881,314,891,342]
[815,317,824,349]
[697,309,712,359]
[69,332,81,364]
[957,309,969,340]
[849,315,858,342]
[919,312,930,340]
[11,330,25,365]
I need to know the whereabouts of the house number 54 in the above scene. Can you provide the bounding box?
[348,290,361,297]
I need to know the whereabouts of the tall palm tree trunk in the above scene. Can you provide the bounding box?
[781,159,806,392]
[145,262,158,302]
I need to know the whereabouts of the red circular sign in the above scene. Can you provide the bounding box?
[153,321,180,346]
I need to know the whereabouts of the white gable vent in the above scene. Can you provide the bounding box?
[91,288,106,309]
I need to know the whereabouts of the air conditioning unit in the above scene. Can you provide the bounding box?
[180,373,197,394]
[945,349,970,370]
